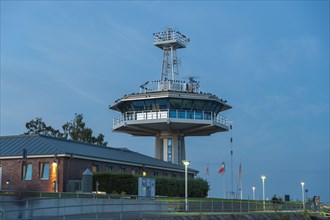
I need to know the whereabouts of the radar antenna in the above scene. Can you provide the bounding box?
[153,28,190,91]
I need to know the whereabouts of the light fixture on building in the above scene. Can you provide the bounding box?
[6,179,10,191]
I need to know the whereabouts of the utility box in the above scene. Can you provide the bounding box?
[81,168,93,193]
[138,177,155,199]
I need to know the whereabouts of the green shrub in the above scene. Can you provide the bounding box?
[155,177,209,198]
[93,173,138,195]
[93,173,209,198]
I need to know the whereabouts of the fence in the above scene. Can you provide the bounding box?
[0,191,314,220]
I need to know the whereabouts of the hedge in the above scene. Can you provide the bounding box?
[93,173,138,195]
[93,173,209,197]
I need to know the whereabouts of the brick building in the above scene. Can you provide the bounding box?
[0,134,197,192]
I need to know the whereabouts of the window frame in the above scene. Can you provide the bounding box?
[40,162,50,180]
[22,163,33,180]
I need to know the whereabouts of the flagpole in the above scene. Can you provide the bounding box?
[206,163,210,197]
[230,125,234,199]
[239,162,242,200]
[218,162,226,198]
[223,172,226,199]
[240,181,243,200]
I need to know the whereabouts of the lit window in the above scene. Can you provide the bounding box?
[40,163,49,180]
[131,168,139,175]
[92,164,99,173]
[22,164,32,180]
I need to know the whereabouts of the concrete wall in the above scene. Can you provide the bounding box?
[0,196,168,219]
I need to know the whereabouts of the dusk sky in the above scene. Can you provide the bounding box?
[1,1,329,202]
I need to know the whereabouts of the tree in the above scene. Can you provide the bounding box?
[62,114,107,146]
[24,114,108,146]
[25,118,63,138]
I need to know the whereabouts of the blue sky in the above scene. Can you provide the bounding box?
[1,1,329,202]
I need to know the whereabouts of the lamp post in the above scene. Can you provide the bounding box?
[182,160,190,212]
[301,182,305,210]
[252,186,255,200]
[261,175,266,211]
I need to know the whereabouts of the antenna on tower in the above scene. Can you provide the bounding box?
[153,28,190,91]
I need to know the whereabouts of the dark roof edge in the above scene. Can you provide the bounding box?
[1,134,199,174]
[1,134,133,153]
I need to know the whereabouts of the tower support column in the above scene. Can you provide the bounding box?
[154,133,185,164]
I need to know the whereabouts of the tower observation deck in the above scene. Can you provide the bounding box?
[110,28,232,165]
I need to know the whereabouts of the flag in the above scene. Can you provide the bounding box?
[205,163,209,176]
[218,162,225,175]
[238,162,242,182]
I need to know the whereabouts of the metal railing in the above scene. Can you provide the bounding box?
[0,192,316,220]
[113,109,228,127]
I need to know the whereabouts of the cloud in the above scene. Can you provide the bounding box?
[61,80,106,106]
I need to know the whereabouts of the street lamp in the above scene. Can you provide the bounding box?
[252,186,255,200]
[182,160,190,212]
[261,175,266,211]
[301,182,305,209]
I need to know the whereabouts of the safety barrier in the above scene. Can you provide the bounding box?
[0,192,324,220]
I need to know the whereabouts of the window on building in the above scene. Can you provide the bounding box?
[164,172,168,177]
[120,168,126,173]
[107,166,113,173]
[22,163,32,180]
[172,173,176,178]
[153,172,159,177]
[131,168,139,175]
[40,163,50,180]
[92,164,99,173]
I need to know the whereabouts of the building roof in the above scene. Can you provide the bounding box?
[0,134,197,174]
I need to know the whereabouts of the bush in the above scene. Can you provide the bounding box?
[155,177,209,198]
[93,173,138,195]
[93,173,209,198]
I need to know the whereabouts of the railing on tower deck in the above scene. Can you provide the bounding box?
[113,109,228,127]
[140,79,200,93]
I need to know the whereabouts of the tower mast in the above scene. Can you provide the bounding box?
[153,28,190,91]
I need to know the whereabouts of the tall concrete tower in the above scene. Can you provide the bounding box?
[110,28,232,164]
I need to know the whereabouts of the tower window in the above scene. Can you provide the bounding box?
[177,137,182,164]
[167,138,172,162]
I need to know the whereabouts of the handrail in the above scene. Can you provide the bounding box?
[113,109,228,127]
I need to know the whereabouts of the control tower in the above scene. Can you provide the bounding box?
[110,28,232,164]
